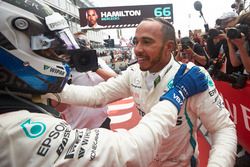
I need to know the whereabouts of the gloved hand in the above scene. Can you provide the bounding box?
[160,64,208,112]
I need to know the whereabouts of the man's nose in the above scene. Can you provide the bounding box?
[134,43,143,53]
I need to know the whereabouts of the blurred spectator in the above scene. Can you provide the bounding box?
[206,12,244,74]
[206,28,229,73]
[231,0,246,15]
[192,29,203,45]
[62,32,117,129]
[200,32,209,51]
[175,36,209,68]
[189,29,194,39]
[110,50,115,62]
[226,11,250,74]
[218,11,250,166]
[215,11,239,30]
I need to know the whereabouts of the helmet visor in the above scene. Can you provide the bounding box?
[57,28,80,50]
[31,28,80,62]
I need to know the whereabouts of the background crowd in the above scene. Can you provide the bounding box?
[52,5,250,167]
[173,10,250,166]
[1,0,250,166]
[174,10,250,90]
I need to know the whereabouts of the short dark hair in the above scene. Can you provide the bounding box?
[142,17,176,44]
[180,37,193,47]
[207,28,222,39]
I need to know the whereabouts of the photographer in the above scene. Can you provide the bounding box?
[175,36,209,68]
[203,12,248,89]
[206,12,244,74]
[226,11,250,74]
[213,11,250,167]
[62,32,117,130]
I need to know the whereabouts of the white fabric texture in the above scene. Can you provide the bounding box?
[62,58,115,129]
[46,55,237,167]
[0,100,178,167]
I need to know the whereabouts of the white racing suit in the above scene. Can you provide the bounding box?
[46,56,237,167]
[0,100,178,167]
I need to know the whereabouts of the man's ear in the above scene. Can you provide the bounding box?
[165,40,176,52]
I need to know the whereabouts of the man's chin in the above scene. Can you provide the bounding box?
[139,65,149,71]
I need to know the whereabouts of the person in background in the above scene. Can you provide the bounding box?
[62,32,117,129]
[226,11,250,74]
[189,29,194,39]
[191,30,202,45]
[45,17,237,167]
[175,36,209,68]
[0,1,208,166]
[206,11,244,74]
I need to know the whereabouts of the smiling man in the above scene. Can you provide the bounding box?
[0,0,209,166]
[47,17,236,167]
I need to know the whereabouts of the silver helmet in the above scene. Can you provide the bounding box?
[0,0,81,94]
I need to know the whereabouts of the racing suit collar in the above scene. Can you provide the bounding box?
[157,55,174,79]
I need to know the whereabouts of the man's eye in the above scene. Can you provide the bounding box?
[132,39,137,45]
[142,40,152,44]
[133,39,152,45]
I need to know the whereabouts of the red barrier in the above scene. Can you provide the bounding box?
[214,80,250,152]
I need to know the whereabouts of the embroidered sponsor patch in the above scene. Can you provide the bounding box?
[20,119,46,138]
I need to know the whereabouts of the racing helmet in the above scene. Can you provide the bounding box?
[0,0,80,94]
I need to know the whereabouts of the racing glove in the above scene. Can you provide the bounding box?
[160,64,208,112]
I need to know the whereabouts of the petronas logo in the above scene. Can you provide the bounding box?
[44,65,50,70]
[207,76,214,87]
[167,79,174,89]
[20,119,46,138]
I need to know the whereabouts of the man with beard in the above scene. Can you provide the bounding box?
[45,17,237,166]
[0,1,208,166]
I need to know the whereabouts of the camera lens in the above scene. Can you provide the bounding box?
[227,28,242,39]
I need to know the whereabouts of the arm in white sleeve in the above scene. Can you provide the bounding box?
[102,100,178,167]
[190,74,237,167]
[0,100,178,167]
[43,70,132,107]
